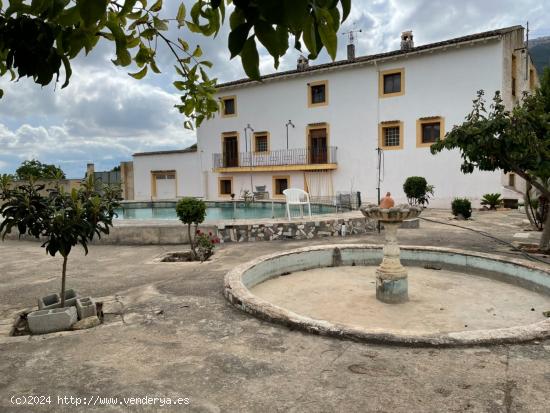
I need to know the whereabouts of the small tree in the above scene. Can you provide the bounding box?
[403,176,434,206]
[0,176,121,307]
[431,68,550,250]
[176,197,207,259]
[15,159,66,181]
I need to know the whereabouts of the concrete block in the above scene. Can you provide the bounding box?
[76,297,97,320]
[38,293,60,310]
[37,289,79,310]
[27,307,78,334]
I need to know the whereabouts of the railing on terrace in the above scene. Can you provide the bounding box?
[213,146,337,169]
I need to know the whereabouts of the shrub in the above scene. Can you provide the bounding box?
[481,193,503,210]
[195,230,220,262]
[176,197,207,259]
[403,176,434,206]
[451,198,472,219]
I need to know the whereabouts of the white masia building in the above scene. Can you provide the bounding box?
[132,25,539,207]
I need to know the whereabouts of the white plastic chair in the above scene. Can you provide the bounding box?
[283,188,312,220]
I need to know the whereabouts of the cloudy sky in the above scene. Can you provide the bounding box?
[1,0,549,178]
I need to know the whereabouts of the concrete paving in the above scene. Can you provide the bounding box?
[0,209,549,412]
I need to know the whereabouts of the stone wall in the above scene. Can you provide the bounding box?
[216,217,376,243]
[4,216,376,245]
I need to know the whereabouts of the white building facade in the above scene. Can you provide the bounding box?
[134,26,538,206]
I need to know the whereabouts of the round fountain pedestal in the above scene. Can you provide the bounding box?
[360,204,422,304]
[376,222,408,303]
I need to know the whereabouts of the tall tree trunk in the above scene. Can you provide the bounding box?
[60,255,68,308]
[187,224,196,258]
[524,182,537,228]
[540,210,550,252]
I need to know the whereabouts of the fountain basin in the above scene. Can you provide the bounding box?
[224,244,550,346]
[360,203,422,222]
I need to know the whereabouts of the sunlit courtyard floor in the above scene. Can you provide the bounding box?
[0,209,549,412]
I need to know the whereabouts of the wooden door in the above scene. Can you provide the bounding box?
[223,136,238,167]
[309,128,327,164]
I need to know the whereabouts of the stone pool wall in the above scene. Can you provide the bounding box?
[4,216,376,245]
[216,217,376,243]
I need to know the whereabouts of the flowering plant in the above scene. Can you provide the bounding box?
[195,230,220,262]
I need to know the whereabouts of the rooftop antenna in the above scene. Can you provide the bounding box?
[342,28,362,60]
[342,28,362,45]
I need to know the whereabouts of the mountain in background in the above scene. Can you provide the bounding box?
[529,36,550,75]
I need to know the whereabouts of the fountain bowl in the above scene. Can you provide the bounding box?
[360,203,422,222]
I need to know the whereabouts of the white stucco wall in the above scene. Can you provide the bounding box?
[133,152,202,200]
[197,35,512,208]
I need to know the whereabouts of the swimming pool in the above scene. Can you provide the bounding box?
[115,201,339,222]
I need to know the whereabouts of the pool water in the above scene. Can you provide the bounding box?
[115,203,337,221]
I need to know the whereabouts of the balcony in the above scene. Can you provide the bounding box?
[212,147,338,172]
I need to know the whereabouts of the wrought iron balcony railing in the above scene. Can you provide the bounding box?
[213,146,337,169]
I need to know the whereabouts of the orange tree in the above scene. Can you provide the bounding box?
[0,0,351,128]
[431,68,550,250]
[0,176,121,306]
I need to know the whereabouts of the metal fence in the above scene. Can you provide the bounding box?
[213,146,338,169]
[310,191,362,211]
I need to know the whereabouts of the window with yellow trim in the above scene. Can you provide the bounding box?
[308,80,328,107]
[379,121,403,150]
[254,132,269,153]
[379,68,405,97]
[416,117,444,147]
[221,96,237,117]
[273,176,289,196]
[219,177,233,196]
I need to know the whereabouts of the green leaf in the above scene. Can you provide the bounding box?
[176,3,186,27]
[77,0,108,27]
[316,9,337,60]
[150,0,162,12]
[56,6,81,26]
[153,16,169,31]
[302,14,317,58]
[0,89,3,99]
[255,21,280,60]
[119,0,138,16]
[193,46,203,58]
[178,38,189,51]
[229,9,245,30]
[240,36,260,80]
[150,61,161,73]
[341,0,351,21]
[60,55,72,88]
[275,25,289,56]
[186,21,201,33]
[129,66,148,79]
[140,28,156,40]
[228,24,251,58]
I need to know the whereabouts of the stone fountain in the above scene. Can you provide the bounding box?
[360,194,422,304]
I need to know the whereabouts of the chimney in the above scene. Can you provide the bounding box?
[297,55,309,71]
[400,30,414,51]
[347,43,355,60]
[86,163,95,178]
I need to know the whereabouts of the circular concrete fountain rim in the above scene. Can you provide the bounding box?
[223,244,550,347]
